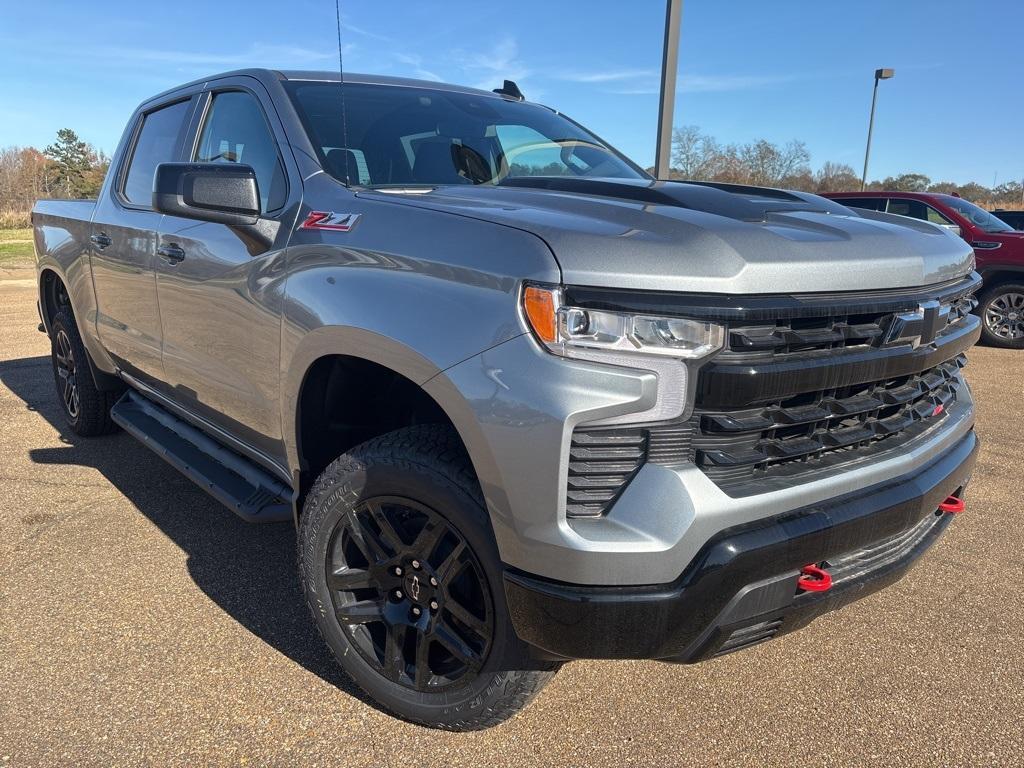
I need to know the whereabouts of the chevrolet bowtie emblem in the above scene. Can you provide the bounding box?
[882,300,947,348]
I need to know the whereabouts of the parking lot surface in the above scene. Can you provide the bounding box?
[1,276,1022,767]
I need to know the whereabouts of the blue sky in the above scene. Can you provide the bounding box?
[2,0,1022,186]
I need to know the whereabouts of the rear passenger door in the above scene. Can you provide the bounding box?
[154,79,299,464]
[90,96,195,384]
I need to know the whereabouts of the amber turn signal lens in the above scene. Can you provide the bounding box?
[523,286,558,343]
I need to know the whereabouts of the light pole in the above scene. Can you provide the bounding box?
[654,0,683,180]
[861,68,894,190]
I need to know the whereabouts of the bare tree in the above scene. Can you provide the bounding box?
[815,162,860,193]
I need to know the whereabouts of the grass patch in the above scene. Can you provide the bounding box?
[0,228,35,267]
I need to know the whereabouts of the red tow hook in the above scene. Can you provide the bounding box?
[796,564,832,593]
[939,495,965,514]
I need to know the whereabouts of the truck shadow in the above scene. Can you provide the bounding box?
[0,355,375,710]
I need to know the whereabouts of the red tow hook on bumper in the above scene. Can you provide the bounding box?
[796,564,832,593]
[939,495,965,514]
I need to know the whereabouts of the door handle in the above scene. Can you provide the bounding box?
[90,233,112,250]
[157,243,186,264]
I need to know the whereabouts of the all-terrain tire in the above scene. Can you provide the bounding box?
[977,283,1024,349]
[298,424,558,730]
[49,307,121,436]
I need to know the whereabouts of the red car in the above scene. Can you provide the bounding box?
[826,191,1024,348]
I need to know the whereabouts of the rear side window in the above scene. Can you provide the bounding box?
[122,100,191,205]
[194,91,287,212]
[886,199,929,220]
[837,197,885,211]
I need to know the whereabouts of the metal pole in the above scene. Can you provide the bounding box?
[655,0,683,180]
[861,76,880,191]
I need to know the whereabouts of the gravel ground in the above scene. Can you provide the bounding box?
[1,275,1021,767]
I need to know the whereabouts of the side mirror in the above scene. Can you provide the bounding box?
[153,163,260,225]
[939,223,962,239]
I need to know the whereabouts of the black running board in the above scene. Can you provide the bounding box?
[111,390,292,523]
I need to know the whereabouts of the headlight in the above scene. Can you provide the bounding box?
[521,284,725,426]
[522,284,725,361]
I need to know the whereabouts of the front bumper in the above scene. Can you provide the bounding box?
[503,428,977,661]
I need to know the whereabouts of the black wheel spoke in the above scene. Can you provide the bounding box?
[383,623,409,681]
[336,599,384,625]
[344,510,390,564]
[413,631,432,689]
[434,621,482,670]
[412,519,446,563]
[436,540,466,583]
[328,566,373,592]
[367,501,405,554]
[445,595,488,635]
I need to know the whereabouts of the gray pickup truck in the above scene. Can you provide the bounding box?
[32,69,981,730]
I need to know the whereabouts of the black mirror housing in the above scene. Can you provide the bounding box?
[153,163,260,225]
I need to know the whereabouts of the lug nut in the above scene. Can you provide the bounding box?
[412,559,421,569]
[394,566,403,576]
[394,589,403,599]
[429,577,438,587]
[429,600,439,611]
[412,606,421,616]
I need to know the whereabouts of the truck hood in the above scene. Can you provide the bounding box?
[359,178,975,294]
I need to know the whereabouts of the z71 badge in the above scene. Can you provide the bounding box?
[300,211,361,231]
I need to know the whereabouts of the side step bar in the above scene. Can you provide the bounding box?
[110,390,292,523]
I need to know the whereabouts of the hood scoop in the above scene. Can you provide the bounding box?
[498,177,848,223]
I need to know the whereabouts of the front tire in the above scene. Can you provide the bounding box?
[298,425,557,730]
[978,283,1024,349]
[49,308,121,436]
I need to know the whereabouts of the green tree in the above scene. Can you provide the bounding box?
[927,180,960,195]
[44,128,93,198]
[956,182,990,202]
[881,172,931,192]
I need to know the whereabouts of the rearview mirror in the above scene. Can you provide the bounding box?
[153,163,260,225]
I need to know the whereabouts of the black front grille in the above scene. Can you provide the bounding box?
[726,294,976,357]
[692,355,966,488]
[564,276,980,513]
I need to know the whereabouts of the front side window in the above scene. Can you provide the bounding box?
[285,81,645,187]
[122,100,191,206]
[925,205,953,226]
[195,91,287,212]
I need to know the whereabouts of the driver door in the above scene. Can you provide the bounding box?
[154,79,299,463]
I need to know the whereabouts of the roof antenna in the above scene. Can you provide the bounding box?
[334,0,352,185]
[493,80,525,101]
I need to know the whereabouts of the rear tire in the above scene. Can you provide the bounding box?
[298,424,557,730]
[978,283,1024,349]
[49,308,121,436]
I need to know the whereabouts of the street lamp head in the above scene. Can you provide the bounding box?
[875,68,895,80]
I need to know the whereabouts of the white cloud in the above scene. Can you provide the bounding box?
[610,72,804,95]
[455,37,530,91]
[559,68,658,83]
[89,42,344,69]
[393,53,443,82]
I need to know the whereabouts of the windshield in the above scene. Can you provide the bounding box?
[284,81,645,187]
[941,196,1015,233]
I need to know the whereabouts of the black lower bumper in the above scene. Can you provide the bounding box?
[504,429,978,662]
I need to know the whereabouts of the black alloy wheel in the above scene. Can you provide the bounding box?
[326,496,493,691]
[299,425,558,730]
[53,328,80,420]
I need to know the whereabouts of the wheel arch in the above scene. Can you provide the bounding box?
[978,266,1024,293]
[285,328,502,531]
